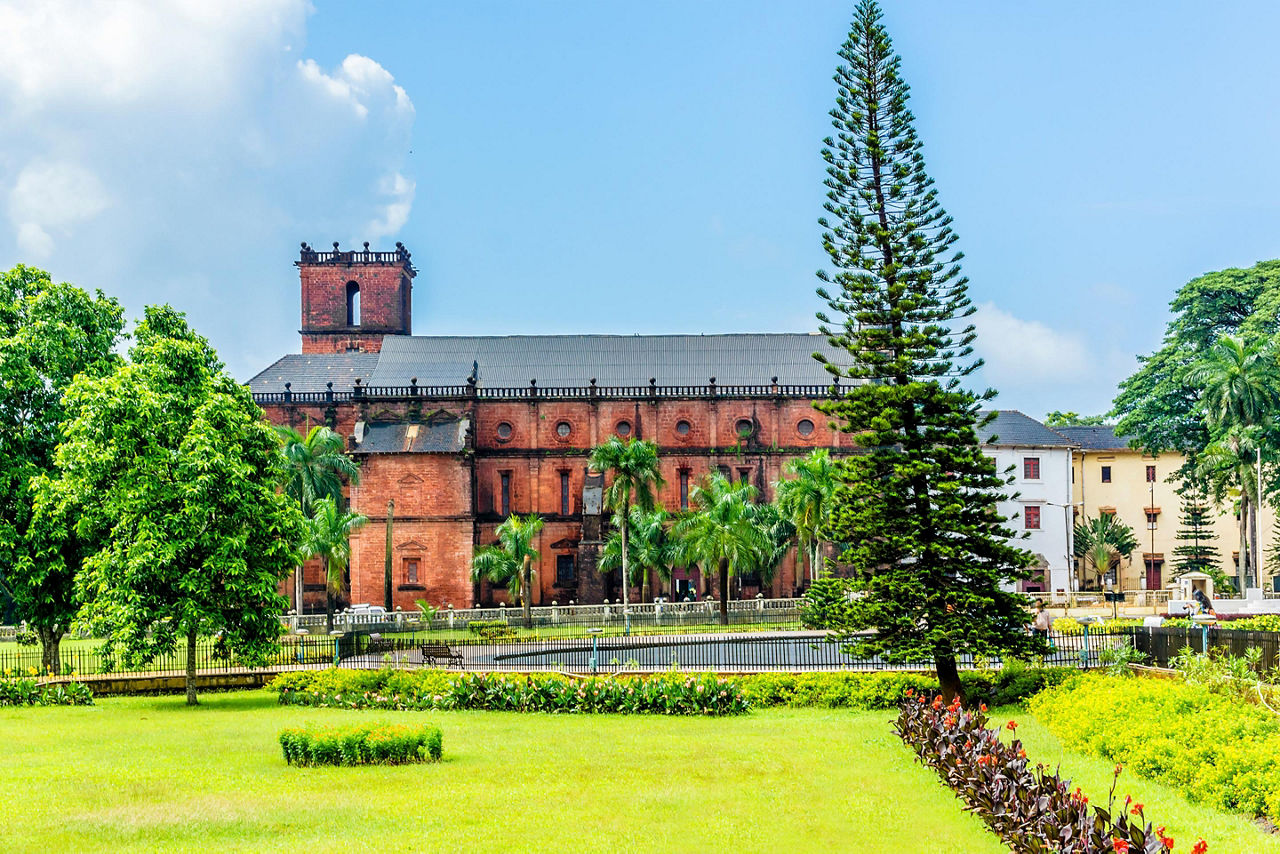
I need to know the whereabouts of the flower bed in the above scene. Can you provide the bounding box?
[897,692,1202,853]
[279,722,442,766]
[1031,673,1280,818]
[0,677,94,707]
[272,669,748,716]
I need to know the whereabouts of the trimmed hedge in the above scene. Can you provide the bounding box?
[279,722,442,766]
[273,670,749,716]
[270,665,1075,715]
[0,677,94,707]
[1031,673,1280,818]
[898,693,1193,853]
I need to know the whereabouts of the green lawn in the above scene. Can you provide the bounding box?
[1012,710,1280,853]
[2,693,1003,853]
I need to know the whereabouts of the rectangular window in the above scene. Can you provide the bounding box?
[560,471,570,515]
[1024,505,1041,530]
[404,558,419,585]
[1146,464,1156,482]
[1101,466,1112,483]
[500,471,511,516]
[738,467,752,484]
[1023,457,1041,480]
[679,470,690,510]
[717,464,731,479]
[1145,511,1159,530]
[556,554,575,585]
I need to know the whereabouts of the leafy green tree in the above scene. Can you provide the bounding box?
[672,473,769,625]
[775,449,837,584]
[1187,335,1280,590]
[50,306,306,705]
[745,499,795,590]
[1172,478,1227,592]
[1043,411,1108,428]
[471,513,544,628]
[599,507,675,603]
[301,497,369,634]
[0,264,125,673]
[276,425,360,612]
[588,437,665,614]
[1073,513,1139,588]
[810,0,1039,701]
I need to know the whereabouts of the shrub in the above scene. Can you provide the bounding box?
[1052,617,1142,636]
[466,620,516,640]
[1031,673,1280,818]
[273,669,748,716]
[898,693,1194,853]
[279,722,442,766]
[0,677,94,706]
[14,629,37,646]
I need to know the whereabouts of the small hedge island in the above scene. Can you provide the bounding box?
[279,722,443,766]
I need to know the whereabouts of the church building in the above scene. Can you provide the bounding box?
[249,243,852,612]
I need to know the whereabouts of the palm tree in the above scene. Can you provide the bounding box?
[746,500,796,592]
[672,473,770,625]
[1072,513,1139,589]
[277,425,360,612]
[471,513,544,629]
[588,437,665,617]
[1186,335,1280,591]
[300,497,369,633]
[775,449,837,585]
[599,507,675,603]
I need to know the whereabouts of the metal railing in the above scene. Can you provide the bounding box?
[0,636,341,677]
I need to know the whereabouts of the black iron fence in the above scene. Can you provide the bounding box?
[1129,625,1280,672]
[0,636,341,677]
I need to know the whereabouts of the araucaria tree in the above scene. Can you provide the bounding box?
[0,265,125,673]
[49,306,306,705]
[812,0,1038,701]
[1172,478,1225,589]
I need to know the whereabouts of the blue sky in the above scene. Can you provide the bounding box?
[3,1,1280,418]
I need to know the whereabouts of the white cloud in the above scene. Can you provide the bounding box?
[973,302,1092,384]
[0,1,417,378]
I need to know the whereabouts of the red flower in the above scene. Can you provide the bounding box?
[979,703,988,712]
[1006,720,1018,731]
[1191,841,1207,854]
[905,689,915,697]
[1130,802,1144,815]
[1112,840,1131,854]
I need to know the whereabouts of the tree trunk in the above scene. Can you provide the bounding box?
[294,565,303,614]
[521,555,533,629]
[185,627,199,706]
[619,499,630,611]
[384,499,395,612]
[325,557,335,634]
[1250,498,1260,591]
[935,648,963,705]
[37,625,62,676]
[812,541,822,583]
[718,557,730,626]
[1238,495,1250,595]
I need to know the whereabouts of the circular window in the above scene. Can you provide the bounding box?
[735,418,754,437]
[797,419,815,436]
[616,420,632,437]
[496,422,512,440]
[676,420,691,436]
[556,421,572,438]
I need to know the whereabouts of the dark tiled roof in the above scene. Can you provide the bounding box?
[368,333,845,387]
[978,410,1077,448]
[1053,425,1132,451]
[247,353,379,394]
[354,420,468,454]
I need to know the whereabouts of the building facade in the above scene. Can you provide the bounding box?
[250,244,855,612]
[1058,425,1277,593]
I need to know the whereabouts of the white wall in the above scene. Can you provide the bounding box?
[985,445,1074,593]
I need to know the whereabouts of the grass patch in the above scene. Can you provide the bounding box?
[2,691,1004,853]
[1012,709,1280,853]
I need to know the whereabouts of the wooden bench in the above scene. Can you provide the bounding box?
[420,642,464,669]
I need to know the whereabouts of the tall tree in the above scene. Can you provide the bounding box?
[276,424,360,611]
[598,507,675,603]
[0,264,125,673]
[50,306,306,705]
[1043,411,1107,428]
[1186,335,1280,590]
[811,0,1039,701]
[775,449,837,584]
[1072,513,1139,588]
[471,513,544,629]
[300,497,369,634]
[1172,477,1225,590]
[588,437,665,617]
[671,473,769,625]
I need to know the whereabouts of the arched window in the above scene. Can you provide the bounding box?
[346,281,361,326]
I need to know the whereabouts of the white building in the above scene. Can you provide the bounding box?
[979,411,1076,594]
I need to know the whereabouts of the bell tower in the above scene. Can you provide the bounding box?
[297,241,415,353]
